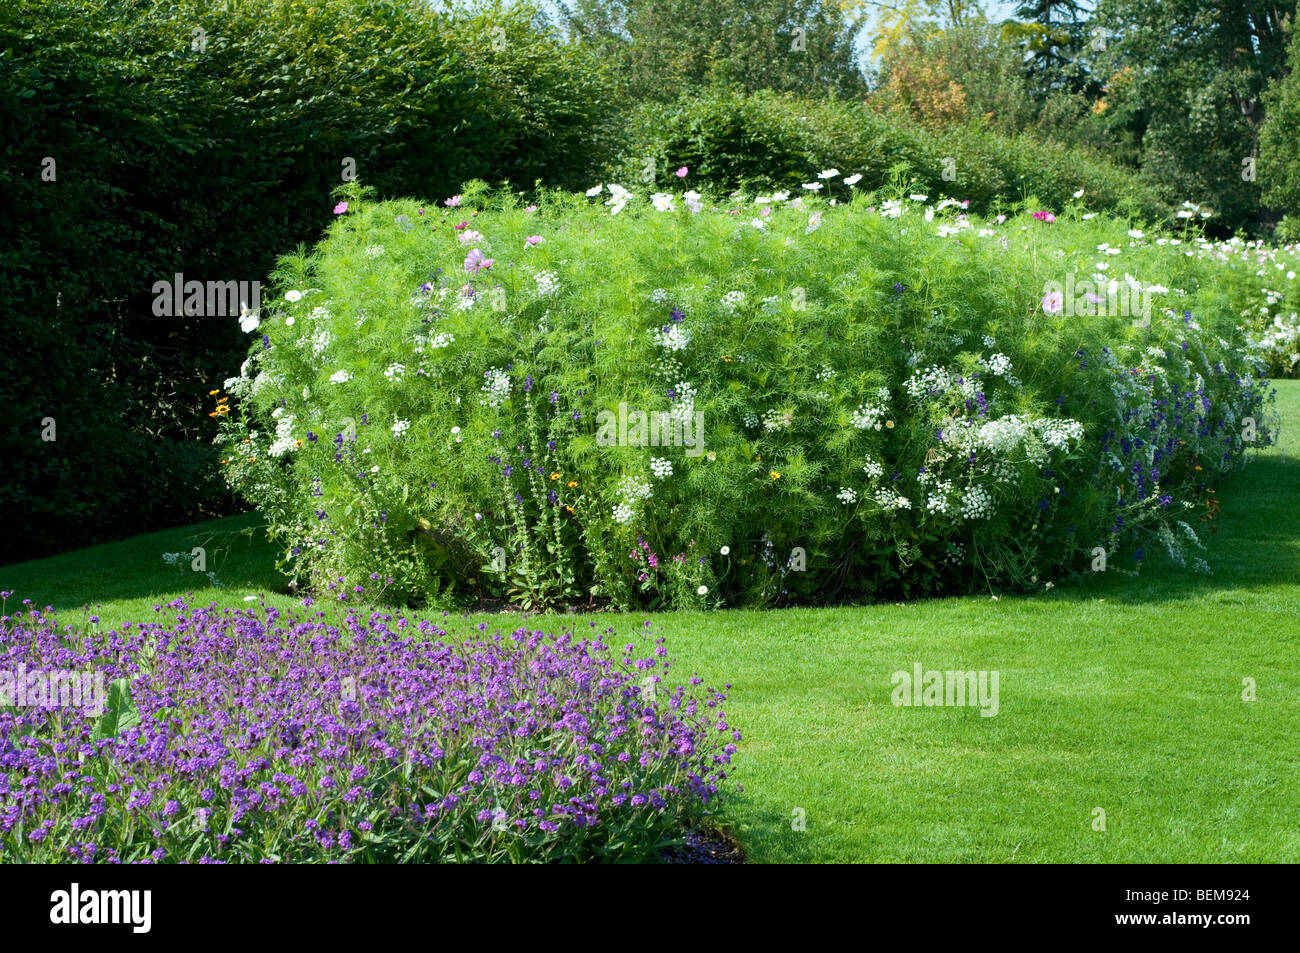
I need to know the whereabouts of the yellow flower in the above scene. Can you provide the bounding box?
[722,355,733,363]
[564,505,574,514]
[208,389,220,396]
[550,472,561,480]
[770,470,781,480]
[706,451,716,461]
[567,480,578,488]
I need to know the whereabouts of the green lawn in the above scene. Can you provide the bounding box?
[5,382,1298,863]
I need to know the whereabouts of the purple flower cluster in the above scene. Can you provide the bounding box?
[0,598,738,863]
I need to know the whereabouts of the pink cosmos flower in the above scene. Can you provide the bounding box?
[464,248,493,273]
[333,201,348,215]
[1042,290,1064,314]
[525,205,538,213]
[675,167,688,178]
[1032,210,1056,223]
[445,195,462,207]
[996,214,1007,224]
[525,235,542,246]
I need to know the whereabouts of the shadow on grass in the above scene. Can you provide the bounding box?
[1045,452,1300,607]
[0,511,289,612]
[713,790,817,864]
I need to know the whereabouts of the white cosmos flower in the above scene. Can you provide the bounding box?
[697,585,708,596]
[1073,189,1085,198]
[801,182,823,191]
[285,290,303,302]
[238,304,259,333]
[284,316,294,326]
[720,546,730,556]
[817,168,840,179]
[651,192,675,212]
[750,217,766,229]
[909,193,928,202]
[844,173,862,186]
[585,185,603,197]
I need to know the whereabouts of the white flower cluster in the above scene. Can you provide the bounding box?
[980,352,1017,381]
[875,489,913,512]
[650,457,673,479]
[650,288,669,304]
[414,331,455,353]
[862,456,884,480]
[535,270,560,297]
[851,391,891,430]
[720,291,747,314]
[762,408,794,432]
[384,363,405,381]
[837,487,857,504]
[613,474,653,524]
[959,484,994,520]
[903,365,954,399]
[817,366,836,382]
[364,244,386,258]
[651,323,692,352]
[268,411,297,458]
[329,369,352,384]
[671,380,698,422]
[925,480,954,515]
[1031,418,1085,451]
[392,418,410,438]
[479,367,512,408]
[307,329,332,360]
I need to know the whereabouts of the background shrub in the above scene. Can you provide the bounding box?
[608,88,1170,222]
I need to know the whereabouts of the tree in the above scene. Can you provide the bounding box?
[1260,19,1300,225]
[554,0,868,102]
[1092,0,1296,231]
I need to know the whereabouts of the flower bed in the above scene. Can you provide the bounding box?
[216,179,1276,609]
[0,594,737,863]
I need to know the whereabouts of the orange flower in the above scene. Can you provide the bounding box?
[567,481,578,488]
[208,389,220,396]
[550,472,561,480]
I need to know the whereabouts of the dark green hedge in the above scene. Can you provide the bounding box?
[611,88,1170,222]
[0,0,616,564]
